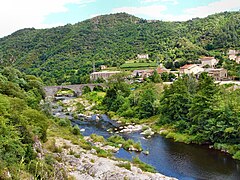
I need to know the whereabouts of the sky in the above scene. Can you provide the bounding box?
[0,0,240,38]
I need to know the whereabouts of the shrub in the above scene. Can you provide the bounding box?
[44,154,55,165]
[123,139,142,151]
[46,139,62,153]
[233,151,240,160]
[72,125,81,135]
[132,157,156,173]
[94,147,112,158]
[69,149,75,155]
[90,134,106,144]
[107,135,125,146]
[58,119,68,127]
[116,162,131,170]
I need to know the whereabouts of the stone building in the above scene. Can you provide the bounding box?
[199,57,218,68]
[90,71,120,81]
[137,54,149,59]
[205,68,228,81]
[228,50,240,64]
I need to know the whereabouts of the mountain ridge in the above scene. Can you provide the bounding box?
[0,11,239,85]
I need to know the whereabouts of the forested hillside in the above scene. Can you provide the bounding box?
[0,11,240,85]
[0,67,50,178]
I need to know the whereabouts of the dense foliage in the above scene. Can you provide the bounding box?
[0,67,50,178]
[0,12,240,85]
[101,71,240,159]
[102,73,160,120]
[158,74,240,159]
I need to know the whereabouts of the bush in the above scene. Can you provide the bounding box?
[233,151,240,160]
[132,157,156,173]
[123,139,142,151]
[72,125,81,135]
[58,119,68,127]
[94,147,112,158]
[46,139,62,153]
[116,162,131,170]
[44,154,55,165]
[107,135,125,146]
[90,134,106,144]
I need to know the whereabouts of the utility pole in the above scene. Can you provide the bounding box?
[93,60,96,72]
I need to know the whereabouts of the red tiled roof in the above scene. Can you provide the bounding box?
[180,64,195,69]
[156,67,168,74]
[147,69,154,73]
[200,57,215,61]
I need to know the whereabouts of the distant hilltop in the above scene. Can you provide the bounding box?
[0,11,239,85]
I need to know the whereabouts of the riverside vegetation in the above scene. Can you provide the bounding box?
[0,67,169,179]
[84,72,240,161]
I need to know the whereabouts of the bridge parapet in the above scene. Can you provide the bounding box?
[43,83,106,97]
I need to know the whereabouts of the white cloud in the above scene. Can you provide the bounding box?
[184,0,240,19]
[90,13,101,18]
[141,0,161,2]
[141,0,178,5]
[163,0,240,21]
[112,5,167,19]
[115,0,240,22]
[0,0,95,37]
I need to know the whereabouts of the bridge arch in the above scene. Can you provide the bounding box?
[55,87,77,96]
[44,83,106,97]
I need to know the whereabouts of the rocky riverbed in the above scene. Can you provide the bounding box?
[53,138,176,180]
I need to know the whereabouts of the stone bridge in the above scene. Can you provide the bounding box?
[43,83,106,97]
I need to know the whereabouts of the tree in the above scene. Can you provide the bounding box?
[160,72,169,82]
[0,117,25,170]
[159,76,194,124]
[138,85,158,118]
[188,73,220,139]
[150,70,161,83]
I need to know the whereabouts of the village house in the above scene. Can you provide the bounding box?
[156,66,169,75]
[205,68,228,81]
[137,54,149,59]
[90,71,120,81]
[132,69,154,78]
[179,64,204,75]
[199,57,218,68]
[228,50,240,64]
[100,65,107,70]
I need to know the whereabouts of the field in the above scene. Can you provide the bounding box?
[120,62,157,69]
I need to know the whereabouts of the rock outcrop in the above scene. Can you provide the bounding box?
[53,138,177,180]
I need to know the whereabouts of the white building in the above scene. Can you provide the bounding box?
[200,57,218,68]
[228,50,240,64]
[137,54,149,59]
[180,64,204,75]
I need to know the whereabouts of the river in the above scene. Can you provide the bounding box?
[51,96,240,180]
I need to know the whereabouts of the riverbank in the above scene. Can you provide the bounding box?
[53,92,240,161]
[100,109,240,161]
[48,93,240,179]
[44,120,177,180]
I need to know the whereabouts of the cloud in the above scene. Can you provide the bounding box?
[141,0,178,5]
[162,0,240,21]
[183,0,240,19]
[0,0,95,37]
[112,5,167,19]
[120,0,240,21]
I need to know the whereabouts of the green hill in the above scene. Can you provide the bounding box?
[0,12,240,85]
